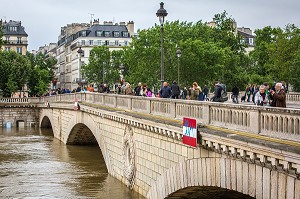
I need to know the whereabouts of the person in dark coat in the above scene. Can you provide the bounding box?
[231,85,239,103]
[270,83,286,108]
[171,81,180,99]
[211,81,222,102]
[159,82,171,98]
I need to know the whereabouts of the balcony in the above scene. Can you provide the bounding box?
[7,40,28,45]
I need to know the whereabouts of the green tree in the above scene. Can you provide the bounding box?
[81,46,120,85]
[0,25,3,49]
[0,50,31,97]
[250,24,300,90]
[122,12,249,91]
[26,52,57,96]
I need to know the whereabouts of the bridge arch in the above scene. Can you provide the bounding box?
[40,109,54,129]
[147,157,281,199]
[63,111,113,174]
[67,123,97,145]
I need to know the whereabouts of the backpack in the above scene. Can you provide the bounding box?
[219,84,228,102]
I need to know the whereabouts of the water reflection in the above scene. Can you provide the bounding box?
[0,127,144,199]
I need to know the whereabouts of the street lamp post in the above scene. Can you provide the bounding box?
[102,61,106,83]
[156,2,168,87]
[176,47,181,87]
[77,47,84,87]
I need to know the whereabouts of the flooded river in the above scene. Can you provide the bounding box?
[0,127,144,198]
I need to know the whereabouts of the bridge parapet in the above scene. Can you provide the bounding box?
[42,93,300,142]
[0,97,40,103]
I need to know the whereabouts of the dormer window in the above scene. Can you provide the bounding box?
[104,31,110,37]
[82,31,87,37]
[9,26,17,32]
[113,31,120,37]
[96,31,102,37]
[122,32,129,37]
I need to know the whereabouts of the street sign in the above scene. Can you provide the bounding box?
[182,117,197,147]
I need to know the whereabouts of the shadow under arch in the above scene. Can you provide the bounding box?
[166,186,254,199]
[66,123,97,145]
[41,116,52,129]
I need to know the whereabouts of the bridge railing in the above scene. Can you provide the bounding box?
[0,97,41,103]
[42,92,300,142]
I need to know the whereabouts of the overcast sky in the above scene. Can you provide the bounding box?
[1,0,299,51]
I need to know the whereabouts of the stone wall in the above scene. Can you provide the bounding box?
[0,105,39,127]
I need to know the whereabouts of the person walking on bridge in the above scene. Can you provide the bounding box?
[159,82,171,98]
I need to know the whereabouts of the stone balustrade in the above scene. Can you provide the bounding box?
[40,92,300,142]
[0,97,41,103]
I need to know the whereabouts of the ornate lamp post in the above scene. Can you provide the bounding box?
[176,47,181,87]
[156,2,168,87]
[77,47,84,86]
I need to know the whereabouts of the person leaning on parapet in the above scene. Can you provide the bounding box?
[270,82,286,108]
[134,83,142,96]
[189,82,201,100]
[159,82,171,98]
[211,81,222,102]
[124,83,133,95]
[254,85,269,106]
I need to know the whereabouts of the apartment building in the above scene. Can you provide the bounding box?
[1,19,28,55]
[56,19,134,89]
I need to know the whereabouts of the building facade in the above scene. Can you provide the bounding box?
[1,20,28,55]
[55,19,134,90]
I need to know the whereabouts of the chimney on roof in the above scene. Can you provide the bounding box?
[126,21,134,37]
[93,19,100,25]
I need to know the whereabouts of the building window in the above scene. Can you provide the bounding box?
[5,36,10,42]
[104,31,110,37]
[17,37,22,44]
[81,40,85,45]
[123,32,129,37]
[115,40,119,46]
[89,40,94,46]
[17,47,22,54]
[97,40,102,45]
[5,47,10,51]
[113,32,120,37]
[82,31,87,37]
[9,26,17,32]
[96,31,102,37]
[105,40,109,46]
[249,38,254,45]
[124,41,128,46]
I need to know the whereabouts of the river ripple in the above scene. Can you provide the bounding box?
[0,127,144,199]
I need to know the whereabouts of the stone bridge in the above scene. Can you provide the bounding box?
[1,93,300,199]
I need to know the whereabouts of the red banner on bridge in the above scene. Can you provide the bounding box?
[182,117,197,147]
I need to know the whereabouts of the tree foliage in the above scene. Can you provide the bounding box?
[250,24,300,91]
[121,11,249,91]
[25,52,57,96]
[0,50,31,97]
[81,46,121,85]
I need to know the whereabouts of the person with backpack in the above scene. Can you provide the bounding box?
[211,81,228,102]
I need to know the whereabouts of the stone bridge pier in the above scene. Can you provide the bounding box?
[39,104,300,199]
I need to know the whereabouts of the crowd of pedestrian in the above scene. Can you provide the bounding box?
[232,81,287,108]
[44,80,287,108]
